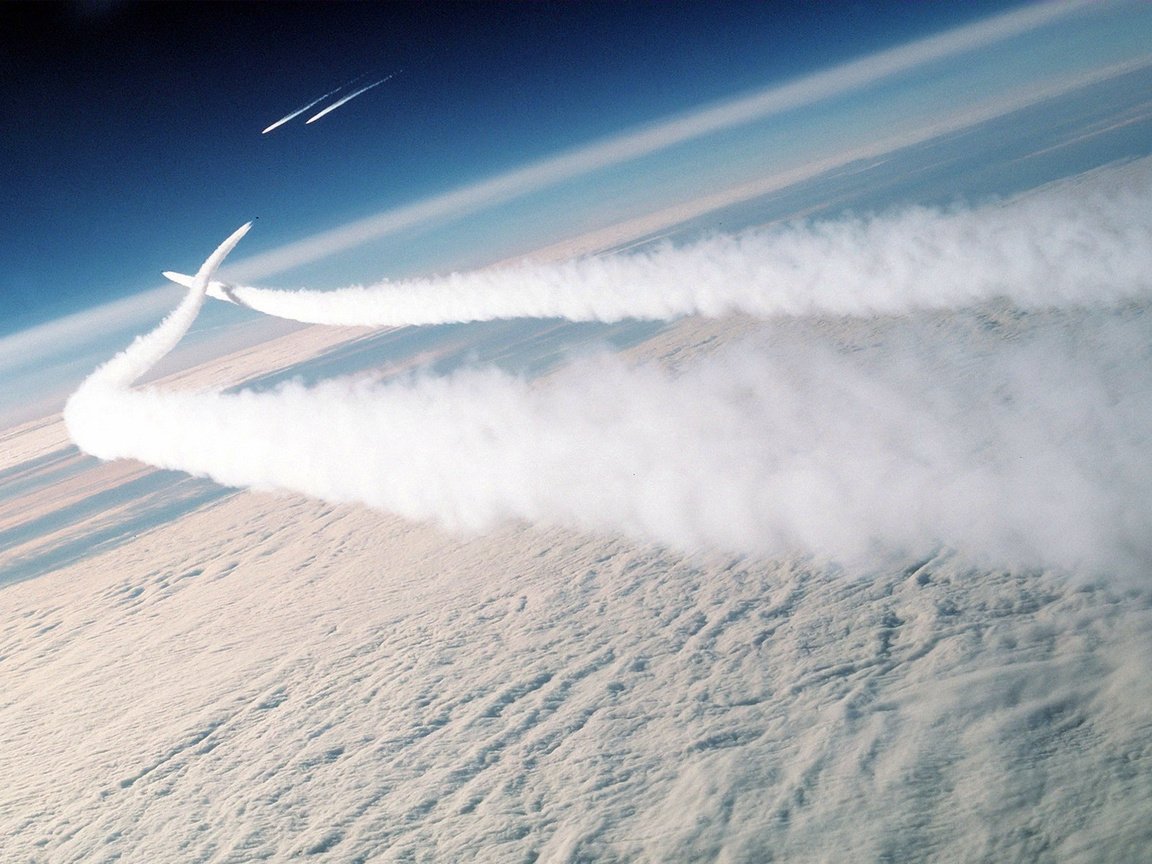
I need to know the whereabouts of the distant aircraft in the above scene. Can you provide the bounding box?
[262,86,345,134]
[261,74,375,133]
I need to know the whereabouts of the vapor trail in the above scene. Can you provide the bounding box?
[305,74,395,125]
[66,164,1152,576]
[167,164,1152,327]
[84,223,253,389]
[64,299,1152,575]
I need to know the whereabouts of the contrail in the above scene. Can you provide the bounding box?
[84,222,253,389]
[165,163,1152,327]
[63,301,1152,577]
[67,162,1152,575]
[65,223,251,461]
[305,74,396,125]
[262,86,348,135]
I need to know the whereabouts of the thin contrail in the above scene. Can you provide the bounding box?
[162,164,1152,327]
[306,74,396,124]
[72,222,252,390]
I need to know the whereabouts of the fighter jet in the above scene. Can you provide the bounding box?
[162,271,244,305]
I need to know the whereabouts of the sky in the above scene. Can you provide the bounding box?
[3,6,1152,857]
[1,0,1031,337]
[2,0,1151,432]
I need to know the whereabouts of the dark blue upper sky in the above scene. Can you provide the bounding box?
[1,0,1027,337]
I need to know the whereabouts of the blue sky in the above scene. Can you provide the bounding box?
[0,0,1029,337]
[3,0,1151,430]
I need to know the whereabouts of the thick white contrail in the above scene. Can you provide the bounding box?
[66,162,1152,575]
[165,163,1152,327]
[64,304,1152,576]
[262,86,347,134]
[305,74,395,125]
